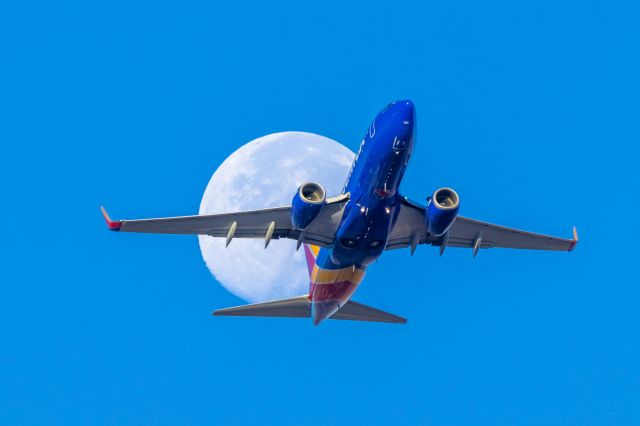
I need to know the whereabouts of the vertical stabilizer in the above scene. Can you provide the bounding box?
[302,244,319,278]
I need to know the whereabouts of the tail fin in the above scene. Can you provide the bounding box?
[302,244,320,277]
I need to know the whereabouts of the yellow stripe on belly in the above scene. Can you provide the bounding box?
[311,265,366,285]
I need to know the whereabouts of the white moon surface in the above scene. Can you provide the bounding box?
[198,132,355,302]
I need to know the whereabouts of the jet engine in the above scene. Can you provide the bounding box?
[291,182,326,229]
[426,187,460,236]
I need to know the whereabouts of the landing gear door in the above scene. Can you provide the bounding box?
[393,137,407,151]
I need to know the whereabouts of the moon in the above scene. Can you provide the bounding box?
[198,132,355,302]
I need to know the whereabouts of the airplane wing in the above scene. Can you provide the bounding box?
[101,193,350,248]
[386,197,578,254]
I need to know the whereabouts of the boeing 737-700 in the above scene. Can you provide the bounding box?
[102,100,578,325]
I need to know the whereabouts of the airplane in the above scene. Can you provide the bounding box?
[101,100,578,325]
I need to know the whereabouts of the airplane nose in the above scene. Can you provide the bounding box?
[391,99,415,122]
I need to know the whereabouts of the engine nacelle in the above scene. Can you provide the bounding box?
[291,182,326,230]
[426,187,460,236]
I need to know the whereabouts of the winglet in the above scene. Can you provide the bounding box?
[568,226,579,251]
[100,206,122,231]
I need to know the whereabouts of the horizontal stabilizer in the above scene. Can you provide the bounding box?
[214,296,310,318]
[331,300,407,324]
[214,296,406,324]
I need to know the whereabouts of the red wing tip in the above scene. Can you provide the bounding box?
[100,206,122,231]
[568,226,579,251]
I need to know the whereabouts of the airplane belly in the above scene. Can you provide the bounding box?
[309,258,366,325]
[331,200,396,266]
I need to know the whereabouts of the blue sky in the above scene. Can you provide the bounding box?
[1,0,638,424]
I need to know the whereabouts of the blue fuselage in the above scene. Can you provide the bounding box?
[308,101,416,324]
[329,100,415,266]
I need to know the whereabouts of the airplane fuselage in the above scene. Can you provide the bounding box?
[308,100,416,324]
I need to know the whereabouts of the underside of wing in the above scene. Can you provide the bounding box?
[442,216,578,251]
[101,193,349,248]
[385,198,429,251]
[386,197,578,253]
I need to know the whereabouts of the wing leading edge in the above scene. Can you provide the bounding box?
[386,197,578,253]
